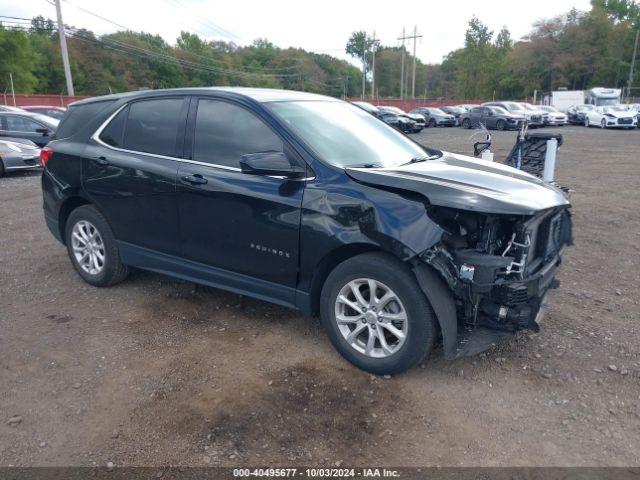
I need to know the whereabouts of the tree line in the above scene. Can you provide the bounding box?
[1,0,639,101]
[350,0,640,100]
[0,16,363,98]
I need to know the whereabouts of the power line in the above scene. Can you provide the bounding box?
[161,0,238,41]
[67,28,301,79]
[58,1,301,75]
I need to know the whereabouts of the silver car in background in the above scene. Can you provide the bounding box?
[539,106,568,126]
[0,138,41,176]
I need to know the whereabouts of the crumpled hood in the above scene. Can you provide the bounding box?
[345,152,570,215]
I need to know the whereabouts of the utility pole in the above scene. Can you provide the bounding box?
[9,72,16,106]
[398,27,422,99]
[411,25,422,98]
[361,42,366,100]
[627,29,639,101]
[371,30,377,100]
[399,28,405,99]
[54,0,74,97]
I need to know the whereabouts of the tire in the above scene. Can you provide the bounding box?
[65,205,129,287]
[320,252,437,375]
[496,119,506,131]
[584,117,590,127]
[462,118,471,129]
[429,118,437,128]
[601,119,606,129]
[0,161,4,177]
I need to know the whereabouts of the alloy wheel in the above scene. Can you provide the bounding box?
[71,220,105,275]
[334,278,408,358]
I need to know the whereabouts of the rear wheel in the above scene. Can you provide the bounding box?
[65,205,129,287]
[496,119,506,131]
[320,253,437,375]
[462,118,471,129]
[429,118,437,128]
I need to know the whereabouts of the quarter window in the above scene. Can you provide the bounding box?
[99,106,128,148]
[122,98,184,157]
[193,99,283,168]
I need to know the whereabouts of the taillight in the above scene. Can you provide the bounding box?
[39,147,53,167]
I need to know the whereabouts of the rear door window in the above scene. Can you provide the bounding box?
[123,98,184,157]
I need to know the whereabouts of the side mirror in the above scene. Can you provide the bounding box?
[240,151,305,178]
[36,128,50,136]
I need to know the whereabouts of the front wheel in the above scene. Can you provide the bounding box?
[584,117,590,127]
[65,205,129,287]
[429,119,437,128]
[601,119,606,129]
[320,253,437,375]
[462,118,471,129]
[496,119,506,131]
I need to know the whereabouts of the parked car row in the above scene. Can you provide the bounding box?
[0,106,63,176]
[353,99,640,133]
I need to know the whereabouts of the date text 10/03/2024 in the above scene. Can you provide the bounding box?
[233,468,400,477]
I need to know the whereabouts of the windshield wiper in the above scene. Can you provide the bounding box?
[404,154,441,165]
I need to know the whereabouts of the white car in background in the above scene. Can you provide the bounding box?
[584,105,638,129]
[539,105,568,125]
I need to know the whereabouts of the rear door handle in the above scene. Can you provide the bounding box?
[95,156,110,166]
[181,174,208,185]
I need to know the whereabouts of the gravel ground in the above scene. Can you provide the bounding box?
[1,125,639,467]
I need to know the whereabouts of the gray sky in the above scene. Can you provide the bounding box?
[2,0,592,64]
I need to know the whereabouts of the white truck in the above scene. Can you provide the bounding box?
[545,88,622,110]
[545,90,585,112]
[584,88,621,106]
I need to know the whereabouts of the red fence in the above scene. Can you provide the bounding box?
[4,93,486,110]
[347,97,487,111]
[2,94,89,108]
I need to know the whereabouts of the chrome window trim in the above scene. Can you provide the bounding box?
[91,101,313,180]
[91,104,244,172]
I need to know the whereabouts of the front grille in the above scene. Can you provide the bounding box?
[493,284,530,305]
[535,211,570,260]
[618,117,633,125]
[530,115,541,122]
[23,158,37,166]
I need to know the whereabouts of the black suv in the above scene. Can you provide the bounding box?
[41,88,572,375]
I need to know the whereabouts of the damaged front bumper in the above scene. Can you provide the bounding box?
[418,207,572,359]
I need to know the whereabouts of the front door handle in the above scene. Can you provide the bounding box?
[181,174,208,185]
[95,156,110,166]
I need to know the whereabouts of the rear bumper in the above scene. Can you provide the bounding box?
[2,154,41,172]
[44,212,64,243]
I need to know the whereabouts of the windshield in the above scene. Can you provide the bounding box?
[490,106,509,114]
[429,108,446,115]
[540,106,557,112]
[596,98,619,106]
[502,102,525,112]
[268,101,427,168]
[522,104,538,111]
[382,106,405,115]
[603,106,627,113]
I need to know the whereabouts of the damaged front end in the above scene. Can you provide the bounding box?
[420,205,573,358]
